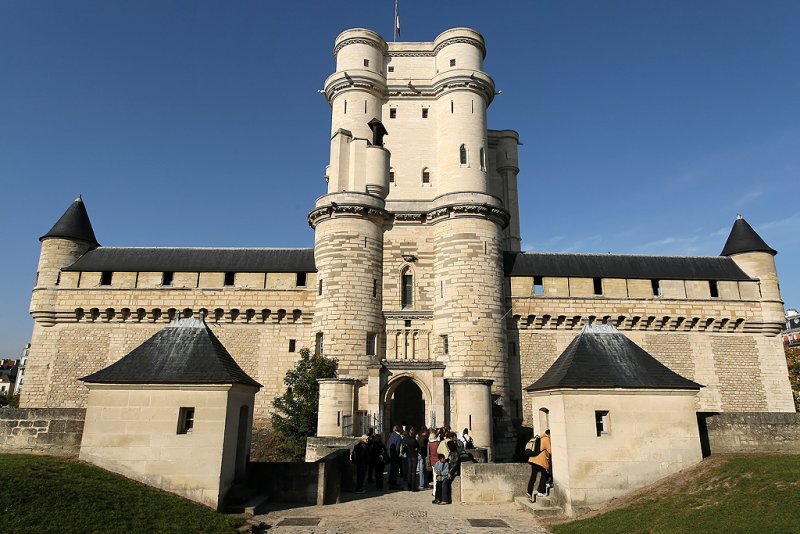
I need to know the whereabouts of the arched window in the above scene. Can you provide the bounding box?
[401,267,414,308]
[480,148,486,171]
[421,167,430,184]
[459,144,467,165]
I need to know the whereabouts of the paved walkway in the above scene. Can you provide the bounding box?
[249,487,550,534]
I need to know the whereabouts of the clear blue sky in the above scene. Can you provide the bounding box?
[1,1,798,356]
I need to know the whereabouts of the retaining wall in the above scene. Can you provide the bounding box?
[0,408,85,456]
[701,412,800,455]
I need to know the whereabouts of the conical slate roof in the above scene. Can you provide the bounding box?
[81,318,261,388]
[525,323,702,392]
[720,215,776,256]
[40,196,99,246]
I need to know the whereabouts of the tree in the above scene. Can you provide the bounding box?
[0,395,19,408]
[271,348,338,461]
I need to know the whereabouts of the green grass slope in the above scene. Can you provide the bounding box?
[552,455,800,534]
[0,454,243,534]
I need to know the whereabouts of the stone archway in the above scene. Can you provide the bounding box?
[384,377,426,431]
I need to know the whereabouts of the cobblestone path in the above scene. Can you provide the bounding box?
[249,486,550,534]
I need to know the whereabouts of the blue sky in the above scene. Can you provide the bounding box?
[1,1,798,355]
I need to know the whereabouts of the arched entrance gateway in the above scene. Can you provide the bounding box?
[384,377,426,431]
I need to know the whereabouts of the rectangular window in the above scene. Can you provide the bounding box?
[595,410,609,437]
[288,339,296,353]
[389,108,397,119]
[709,280,719,298]
[422,108,428,118]
[441,335,449,355]
[162,271,174,286]
[651,279,662,297]
[100,271,113,286]
[593,277,603,295]
[388,66,394,72]
[404,319,411,328]
[224,272,235,286]
[389,171,395,183]
[534,276,544,295]
[177,407,195,434]
[422,170,430,184]
[318,279,323,296]
[363,58,369,67]
[366,333,377,356]
[509,342,516,357]
[315,332,324,356]
[449,59,456,67]
[296,272,307,287]
[373,279,378,298]
[401,273,413,307]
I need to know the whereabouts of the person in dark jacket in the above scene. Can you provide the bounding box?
[386,425,403,488]
[369,433,387,490]
[353,434,370,494]
[403,428,420,491]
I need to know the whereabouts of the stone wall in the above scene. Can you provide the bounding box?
[248,448,349,505]
[702,412,800,454]
[0,408,84,456]
[459,462,529,503]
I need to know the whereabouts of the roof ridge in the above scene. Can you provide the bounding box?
[515,251,732,260]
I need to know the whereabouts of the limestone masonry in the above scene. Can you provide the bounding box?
[22,28,794,461]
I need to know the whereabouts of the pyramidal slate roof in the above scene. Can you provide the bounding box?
[525,323,702,392]
[40,196,99,247]
[81,318,261,387]
[720,215,777,256]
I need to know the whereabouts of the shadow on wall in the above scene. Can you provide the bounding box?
[244,448,350,506]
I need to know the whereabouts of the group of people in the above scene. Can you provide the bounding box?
[351,425,476,506]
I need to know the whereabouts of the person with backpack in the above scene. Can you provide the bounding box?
[526,429,551,501]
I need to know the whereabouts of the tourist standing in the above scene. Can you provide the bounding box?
[403,428,420,491]
[387,425,403,488]
[432,453,449,504]
[417,427,429,489]
[370,433,387,490]
[353,435,370,494]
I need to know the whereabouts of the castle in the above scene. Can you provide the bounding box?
[23,28,794,466]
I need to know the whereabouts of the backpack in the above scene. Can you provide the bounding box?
[525,435,541,457]
[399,442,408,458]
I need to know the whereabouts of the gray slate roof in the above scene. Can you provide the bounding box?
[40,196,99,247]
[80,318,262,387]
[525,323,702,392]
[503,252,751,281]
[720,216,777,256]
[64,247,315,273]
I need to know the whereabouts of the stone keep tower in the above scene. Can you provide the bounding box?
[312,28,520,458]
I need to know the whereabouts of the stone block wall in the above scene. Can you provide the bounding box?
[0,408,85,456]
[459,462,529,503]
[702,412,800,454]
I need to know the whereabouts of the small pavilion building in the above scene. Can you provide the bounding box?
[79,317,261,510]
[526,323,703,516]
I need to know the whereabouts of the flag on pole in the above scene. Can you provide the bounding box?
[394,0,400,40]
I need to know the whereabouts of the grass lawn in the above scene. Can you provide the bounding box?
[0,454,245,533]
[551,455,800,534]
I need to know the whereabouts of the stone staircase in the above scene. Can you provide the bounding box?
[224,484,271,517]
[513,493,564,518]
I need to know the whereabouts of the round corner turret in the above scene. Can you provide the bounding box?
[433,28,486,72]
[333,28,388,74]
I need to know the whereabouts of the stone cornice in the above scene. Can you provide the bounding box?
[384,310,433,320]
[308,203,390,228]
[333,36,387,57]
[390,202,510,228]
[382,359,446,371]
[433,36,486,58]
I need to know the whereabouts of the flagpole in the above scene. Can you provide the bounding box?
[393,0,398,42]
